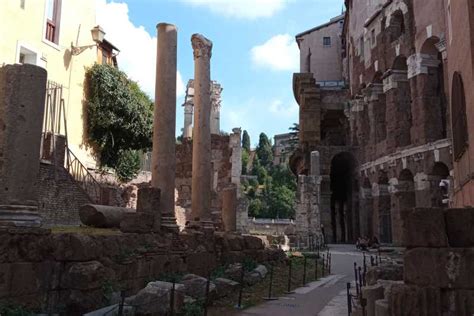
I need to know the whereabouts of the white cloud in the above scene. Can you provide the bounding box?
[269,99,298,117]
[96,0,185,98]
[250,34,299,71]
[182,0,287,19]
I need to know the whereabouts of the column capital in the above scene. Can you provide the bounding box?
[191,34,212,59]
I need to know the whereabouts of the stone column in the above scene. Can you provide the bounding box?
[183,102,193,138]
[190,34,213,228]
[0,64,47,227]
[152,23,178,231]
[310,151,320,176]
[222,185,237,232]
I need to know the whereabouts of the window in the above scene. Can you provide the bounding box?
[45,0,61,44]
[451,72,468,160]
[18,46,37,65]
[359,37,364,57]
[371,29,376,46]
[323,37,331,46]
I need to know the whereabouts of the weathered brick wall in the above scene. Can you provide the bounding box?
[38,162,92,226]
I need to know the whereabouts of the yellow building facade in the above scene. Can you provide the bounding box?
[0,0,107,168]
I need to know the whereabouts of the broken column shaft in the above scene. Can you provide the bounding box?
[152,23,178,231]
[190,34,213,227]
[0,64,47,227]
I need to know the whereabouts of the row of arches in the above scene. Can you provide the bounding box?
[325,149,450,244]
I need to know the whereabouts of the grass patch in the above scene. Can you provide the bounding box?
[208,254,327,314]
[50,226,122,236]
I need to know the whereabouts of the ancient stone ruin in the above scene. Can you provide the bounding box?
[0,24,283,315]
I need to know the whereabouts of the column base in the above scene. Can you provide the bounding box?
[161,216,179,233]
[0,205,41,227]
[185,220,215,232]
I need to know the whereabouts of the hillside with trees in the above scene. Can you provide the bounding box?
[241,131,297,219]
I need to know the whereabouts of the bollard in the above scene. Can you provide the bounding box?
[302,256,307,286]
[329,253,332,274]
[235,264,245,309]
[118,290,125,316]
[354,262,359,296]
[363,252,367,270]
[204,272,211,316]
[363,264,367,286]
[322,254,326,275]
[317,241,320,258]
[170,280,175,316]
[378,248,382,264]
[370,255,375,267]
[358,267,363,298]
[264,265,278,300]
[286,259,294,294]
[361,297,367,316]
[346,282,352,316]
[314,257,318,280]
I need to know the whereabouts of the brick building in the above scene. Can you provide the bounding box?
[292,0,473,245]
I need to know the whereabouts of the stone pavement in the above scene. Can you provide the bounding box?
[235,244,364,316]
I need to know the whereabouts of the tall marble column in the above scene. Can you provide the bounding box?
[183,102,193,138]
[190,34,213,227]
[0,64,47,227]
[152,23,178,231]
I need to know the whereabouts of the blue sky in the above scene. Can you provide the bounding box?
[97,0,344,146]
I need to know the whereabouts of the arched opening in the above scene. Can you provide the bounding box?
[388,10,405,42]
[360,177,373,237]
[377,171,392,243]
[430,162,450,207]
[330,152,356,243]
[387,56,412,148]
[451,72,468,160]
[391,169,415,244]
[371,71,386,144]
[420,38,447,140]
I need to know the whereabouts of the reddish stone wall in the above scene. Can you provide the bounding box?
[0,228,282,315]
[448,0,474,207]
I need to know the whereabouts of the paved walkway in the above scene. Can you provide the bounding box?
[235,244,364,316]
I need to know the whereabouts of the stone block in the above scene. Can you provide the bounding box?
[401,208,448,248]
[62,261,111,290]
[362,284,384,316]
[243,235,264,250]
[181,274,216,299]
[214,278,239,298]
[388,284,441,316]
[442,290,474,316]
[366,264,403,286]
[374,299,389,316]
[404,248,474,289]
[0,263,11,298]
[445,208,474,247]
[120,212,154,233]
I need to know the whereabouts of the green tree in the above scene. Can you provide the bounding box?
[267,185,295,219]
[242,130,251,151]
[241,148,249,175]
[86,64,153,181]
[256,133,273,167]
[248,198,263,218]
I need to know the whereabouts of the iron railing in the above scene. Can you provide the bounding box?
[66,148,102,204]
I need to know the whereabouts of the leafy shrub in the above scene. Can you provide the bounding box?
[86,64,153,181]
[114,149,141,182]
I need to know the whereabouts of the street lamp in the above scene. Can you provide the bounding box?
[71,25,105,56]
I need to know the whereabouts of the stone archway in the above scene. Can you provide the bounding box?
[376,171,392,244]
[429,162,450,207]
[329,152,357,243]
